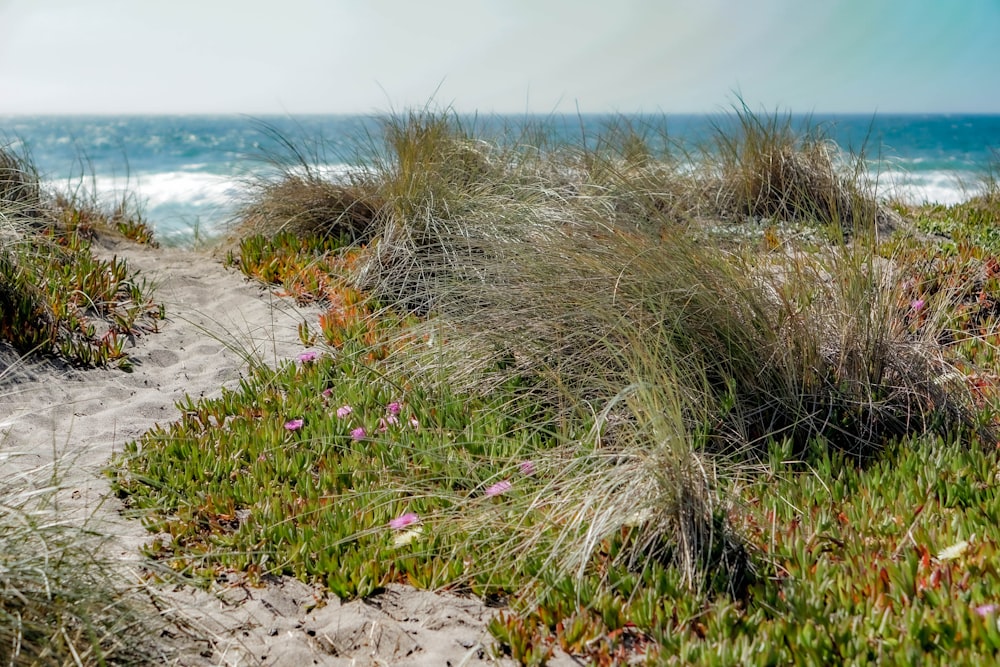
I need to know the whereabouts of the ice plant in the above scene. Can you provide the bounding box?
[284,418,304,431]
[911,298,925,312]
[409,416,420,429]
[384,413,399,426]
[351,426,366,440]
[387,401,402,415]
[322,388,333,398]
[519,460,535,476]
[485,480,512,497]
[336,405,353,419]
[298,350,319,363]
[389,512,419,530]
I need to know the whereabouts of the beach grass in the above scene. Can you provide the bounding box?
[105,107,1000,664]
[7,107,1000,663]
[0,452,167,666]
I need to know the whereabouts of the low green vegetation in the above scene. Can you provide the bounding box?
[0,142,162,369]
[109,107,1000,665]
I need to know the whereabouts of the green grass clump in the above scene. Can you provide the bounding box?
[0,144,163,368]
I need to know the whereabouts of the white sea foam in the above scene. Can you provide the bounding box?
[871,169,984,206]
[44,171,244,242]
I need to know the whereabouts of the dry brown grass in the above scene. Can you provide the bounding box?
[236,173,384,243]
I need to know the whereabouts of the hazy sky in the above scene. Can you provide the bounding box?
[1,0,998,115]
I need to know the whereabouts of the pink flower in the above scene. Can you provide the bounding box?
[385,413,399,426]
[485,480,512,497]
[387,401,402,415]
[336,405,353,419]
[911,299,925,312]
[389,512,419,530]
[519,460,535,476]
[378,418,388,433]
[975,603,999,617]
[322,388,333,398]
[284,418,304,431]
[298,350,319,363]
[351,427,366,440]
[409,416,420,429]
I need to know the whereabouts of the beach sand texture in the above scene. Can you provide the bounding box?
[0,239,562,666]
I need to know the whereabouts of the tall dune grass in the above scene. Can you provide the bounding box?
[224,105,982,601]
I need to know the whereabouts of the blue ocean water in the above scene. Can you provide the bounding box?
[1,114,998,244]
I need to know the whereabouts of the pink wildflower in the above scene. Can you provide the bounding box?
[389,512,419,530]
[387,401,402,415]
[485,480,512,497]
[322,388,333,398]
[519,460,535,476]
[298,350,319,363]
[409,416,420,429]
[351,426,366,440]
[975,603,999,617]
[336,405,353,419]
[378,418,388,433]
[284,418,304,431]
[385,413,399,426]
[911,298,926,312]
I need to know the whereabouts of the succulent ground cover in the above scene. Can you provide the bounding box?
[0,143,162,369]
[91,109,1000,664]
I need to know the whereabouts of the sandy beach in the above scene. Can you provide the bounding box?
[0,238,566,666]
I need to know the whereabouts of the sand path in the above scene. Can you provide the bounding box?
[0,240,547,666]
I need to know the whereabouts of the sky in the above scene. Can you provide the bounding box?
[0,0,998,115]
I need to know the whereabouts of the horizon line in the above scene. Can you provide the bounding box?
[3,109,1000,117]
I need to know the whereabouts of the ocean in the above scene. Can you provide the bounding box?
[1,114,998,245]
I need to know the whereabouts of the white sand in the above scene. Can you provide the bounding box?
[0,239,573,666]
